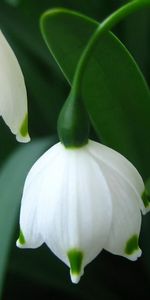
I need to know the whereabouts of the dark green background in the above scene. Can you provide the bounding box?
[0,0,150,299]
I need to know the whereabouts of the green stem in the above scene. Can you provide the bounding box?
[72,0,150,95]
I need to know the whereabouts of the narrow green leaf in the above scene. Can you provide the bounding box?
[41,8,150,178]
[0,136,56,297]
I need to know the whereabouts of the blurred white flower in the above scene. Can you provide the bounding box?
[17,139,147,283]
[0,30,30,142]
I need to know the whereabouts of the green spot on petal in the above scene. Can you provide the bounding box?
[19,113,28,137]
[125,235,139,255]
[142,189,150,208]
[18,230,26,245]
[67,248,83,276]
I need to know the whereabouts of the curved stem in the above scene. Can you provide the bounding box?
[72,0,150,95]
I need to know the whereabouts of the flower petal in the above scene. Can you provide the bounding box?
[17,175,43,248]
[97,159,142,261]
[36,145,112,280]
[0,30,30,142]
[23,142,62,191]
[87,140,145,213]
[17,143,63,248]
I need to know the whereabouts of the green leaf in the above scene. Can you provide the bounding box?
[41,8,150,178]
[40,9,98,85]
[0,136,56,297]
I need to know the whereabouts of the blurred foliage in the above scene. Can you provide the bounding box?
[0,0,150,299]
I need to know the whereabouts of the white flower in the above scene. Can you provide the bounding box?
[17,139,148,283]
[0,30,30,142]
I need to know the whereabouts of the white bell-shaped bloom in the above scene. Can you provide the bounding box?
[0,30,30,142]
[17,139,148,283]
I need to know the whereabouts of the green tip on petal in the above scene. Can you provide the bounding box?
[142,189,150,209]
[17,230,26,246]
[67,248,83,284]
[18,113,30,143]
[125,234,140,257]
[20,113,28,137]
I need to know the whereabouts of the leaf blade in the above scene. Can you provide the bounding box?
[41,8,150,177]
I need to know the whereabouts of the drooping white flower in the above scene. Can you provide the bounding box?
[0,30,30,142]
[17,139,148,283]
